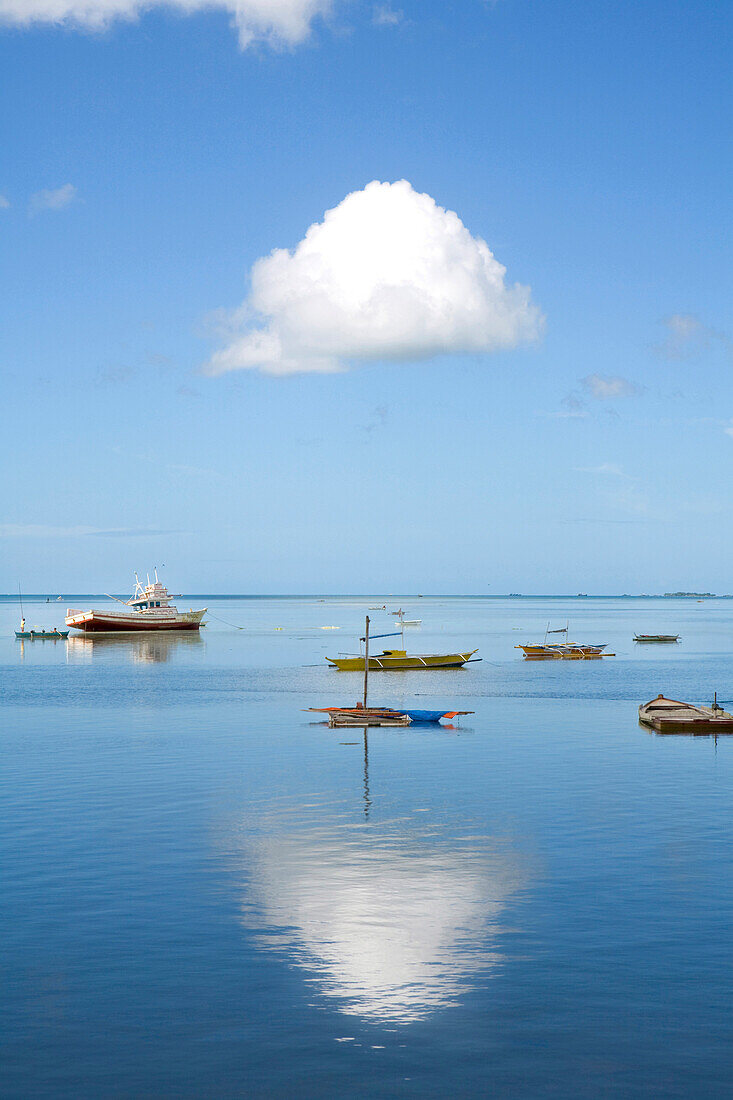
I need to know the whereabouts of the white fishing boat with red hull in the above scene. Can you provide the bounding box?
[66,572,206,633]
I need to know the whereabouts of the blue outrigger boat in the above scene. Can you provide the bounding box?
[14,585,69,638]
[15,629,69,639]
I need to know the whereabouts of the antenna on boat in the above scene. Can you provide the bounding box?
[362,615,370,709]
[18,582,24,620]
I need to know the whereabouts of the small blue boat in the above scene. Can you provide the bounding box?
[400,709,473,723]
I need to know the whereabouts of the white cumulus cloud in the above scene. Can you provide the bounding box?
[0,0,334,49]
[206,179,543,376]
[29,183,77,212]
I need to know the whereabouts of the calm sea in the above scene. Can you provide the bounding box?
[3,595,733,1098]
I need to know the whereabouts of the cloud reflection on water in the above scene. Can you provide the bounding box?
[232,811,527,1025]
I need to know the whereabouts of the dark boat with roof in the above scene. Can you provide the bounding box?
[639,694,733,733]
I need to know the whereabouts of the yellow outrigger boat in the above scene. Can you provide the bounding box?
[326,619,479,671]
[327,649,479,670]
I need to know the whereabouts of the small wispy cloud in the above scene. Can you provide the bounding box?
[148,353,174,368]
[655,313,732,362]
[574,462,629,477]
[362,404,389,436]
[373,4,402,25]
[93,527,183,537]
[0,194,10,209]
[605,485,650,517]
[0,524,179,538]
[29,183,77,213]
[557,393,589,418]
[656,314,702,359]
[165,462,221,479]
[536,408,588,420]
[562,517,656,526]
[547,375,640,420]
[95,364,136,387]
[580,374,640,400]
[109,446,222,479]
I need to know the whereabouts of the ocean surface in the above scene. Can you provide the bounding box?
[3,595,733,1098]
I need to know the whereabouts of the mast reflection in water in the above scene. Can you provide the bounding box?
[230,807,528,1025]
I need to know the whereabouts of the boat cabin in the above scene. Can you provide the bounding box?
[127,571,180,612]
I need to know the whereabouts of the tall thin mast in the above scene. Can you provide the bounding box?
[363,615,370,708]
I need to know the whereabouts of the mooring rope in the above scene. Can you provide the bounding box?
[205,611,246,630]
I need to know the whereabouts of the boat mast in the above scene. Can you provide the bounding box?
[363,615,370,708]
[18,582,24,624]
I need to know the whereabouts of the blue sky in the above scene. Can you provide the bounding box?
[1,0,731,593]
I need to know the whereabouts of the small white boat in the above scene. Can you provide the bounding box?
[392,609,421,626]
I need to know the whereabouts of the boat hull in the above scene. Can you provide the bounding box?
[326,650,478,671]
[65,609,206,633]
[15,631,69,639]
[328,709,411,728]
[639,695,733,734]
[310,707,472,723]
[516,644,608,659]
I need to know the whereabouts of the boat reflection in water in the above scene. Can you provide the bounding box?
[66,631,204,664]
[232,809,527,1025]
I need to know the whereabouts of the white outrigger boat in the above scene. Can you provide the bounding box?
[66,571,206,633]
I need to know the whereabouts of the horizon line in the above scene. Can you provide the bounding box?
[1,592,728,600]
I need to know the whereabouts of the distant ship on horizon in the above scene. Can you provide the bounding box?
[66,571,206,633]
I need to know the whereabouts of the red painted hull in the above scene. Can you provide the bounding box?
[74,617,202,632]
